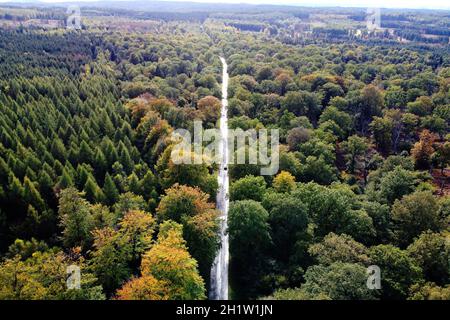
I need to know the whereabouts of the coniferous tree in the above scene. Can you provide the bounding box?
[58,187,93,249]
[118,142,133,175]
[103,173,119,206]
[79,141,94,165]
[23,177,45,212]
[83,177,104,204]
[56,169,74,190]
[127,173,141,195]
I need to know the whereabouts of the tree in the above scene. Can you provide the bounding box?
[268,195,309,264]
[118,210,155,268]
[6,238,48,260]
[102,173,119,206]
[407,231,449,285]
[360,85,383,133]
[282,91,320,122]
[370,116,393,156]
[90,210,155,294]
[342,135,371,179]
[273,171,296,193]
[115,275,169,300]
[83,177,104,204]
[75,165,91,190]
[299,156,337,185]
[89,227,131,295]
[320,82,344,107]
[256,66,274,81]
[23,176,45,212]
[230,175,266,201]
[157,184,214,222]
[308,233,371,265]
[127,173,141,195]
[300,263,377,300]
[229,200,272,298]
[79,141,94,165]
[385,85,407,109]
[139,171,157,199]
[291,183,375,243]
[197,96,221,125]
[319,106,352,138]
[275,72,292,95]
[0,249,104,300]
[116,221,206,300]
[58,188,93,249]
[279,149,302,178]
[369,245,422,299]
[392,191,442,247]
[156,184,219,281]
[407,96,433,116]
[56,169,74,190]
[286,127,311,151]
[51,139,66,162]
[93,148,107,177]
[362,201,393,244]
[266,287,331,300]
[409,283,450,300]
[378,166,416,205]
[118,143,134,175]
[114,192,146,218]
[90,204,116,229]
[411,130,436,170]
[432,141,450,175]
[159,150,217,197]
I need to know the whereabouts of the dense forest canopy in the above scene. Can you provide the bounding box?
[0,2,449,300]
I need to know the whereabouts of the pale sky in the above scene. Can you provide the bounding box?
[1,0,450,10]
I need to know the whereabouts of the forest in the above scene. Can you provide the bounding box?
[0,2,449,300]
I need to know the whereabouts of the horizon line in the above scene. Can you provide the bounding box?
[0,0,449,11]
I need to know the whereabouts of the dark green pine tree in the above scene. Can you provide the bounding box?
[57,169,74,190]
[120,122,133,139]
[0,157,11,182]
[93,148,108,178]
[23,176,45,212]
[139,171,157,197]
[76,165,91,190]
[9,156,26,180]
[8,174,24,200]
[103,172,119,206]
[127,172,141,195]
[51,138,66,162]
[53,160,65,176]
[38,170,54,200]
[79,141,94,165]
[102,138,118,167]
[118,142,133,175]
[25,167,37,182]
[83,176,104,204]
[0,185,5,202]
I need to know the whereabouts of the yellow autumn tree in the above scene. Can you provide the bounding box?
[115,275,169,300]
[156,184,219,280]
[115,221,206,300]
[273,171,296,193]
[118,210,155,263]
